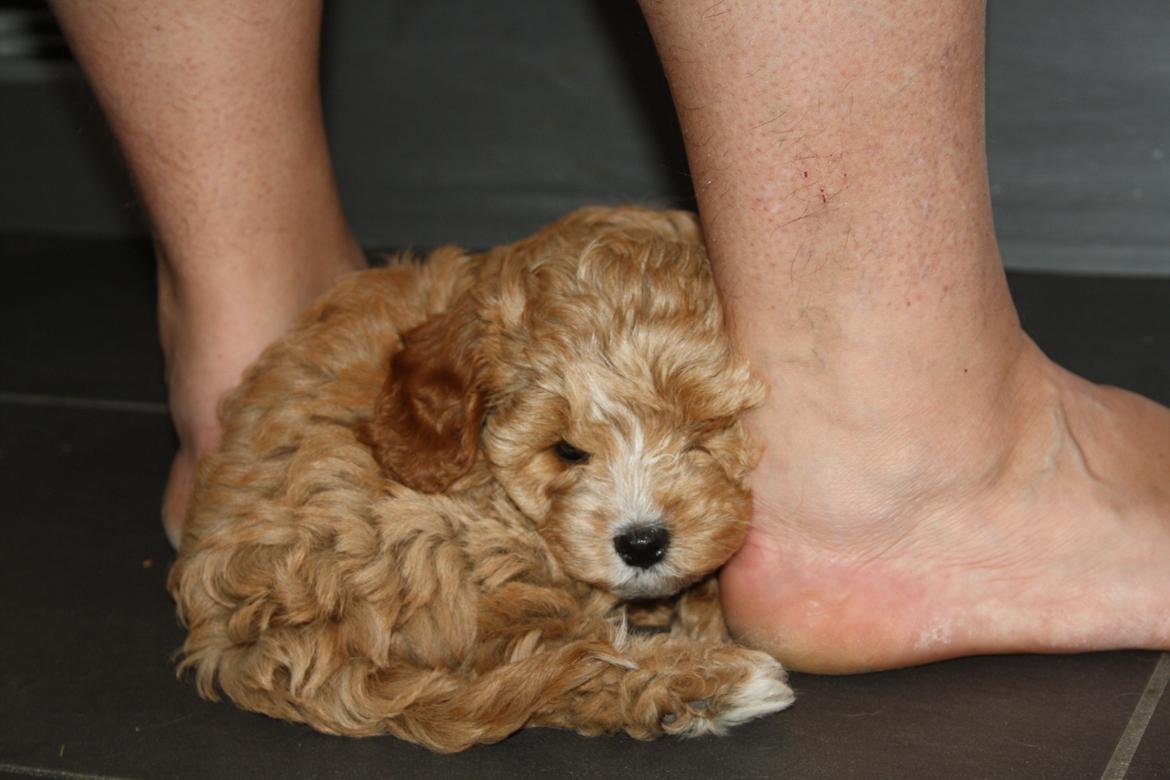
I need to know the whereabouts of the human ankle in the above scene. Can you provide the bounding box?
[741,334,1057,554]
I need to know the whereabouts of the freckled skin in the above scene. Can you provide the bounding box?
[641,0,1170,671]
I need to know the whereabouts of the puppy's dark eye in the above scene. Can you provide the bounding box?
[553,440,591,464]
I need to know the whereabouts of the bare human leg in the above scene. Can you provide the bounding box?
[51,1,367,548]
[640,0,1170,671]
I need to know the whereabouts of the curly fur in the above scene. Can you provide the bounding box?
[169,206,794,752]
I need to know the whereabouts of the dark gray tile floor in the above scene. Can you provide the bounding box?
[1,236,1167,779]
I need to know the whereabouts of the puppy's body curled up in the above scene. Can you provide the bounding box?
[169,207,794,752]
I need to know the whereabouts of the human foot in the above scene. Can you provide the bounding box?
[634,0,1170,671]
[159,239,367,548]
[721,337,1170,673]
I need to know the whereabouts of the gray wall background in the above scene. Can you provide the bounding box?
[1,0,1168,274]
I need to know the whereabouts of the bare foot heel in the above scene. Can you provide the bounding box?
[158,242,366,549]
[721,341,1170,672]
[161,446,196,548]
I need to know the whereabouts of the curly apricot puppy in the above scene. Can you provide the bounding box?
[169,206,793,752]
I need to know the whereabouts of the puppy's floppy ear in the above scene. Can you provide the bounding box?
[361,298,486,493]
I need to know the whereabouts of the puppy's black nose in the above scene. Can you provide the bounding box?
[613,525,670,569]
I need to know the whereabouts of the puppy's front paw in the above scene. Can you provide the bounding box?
[661,649,793,737]
[711,651,794,730]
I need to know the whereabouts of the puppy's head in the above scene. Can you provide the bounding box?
[366,207,765,599]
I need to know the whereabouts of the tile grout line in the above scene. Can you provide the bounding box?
[0,763,138,780]
[1100,652,1170,780]
[0,392,168,415]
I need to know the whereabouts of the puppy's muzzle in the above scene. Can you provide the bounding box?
[613,525,671,569]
